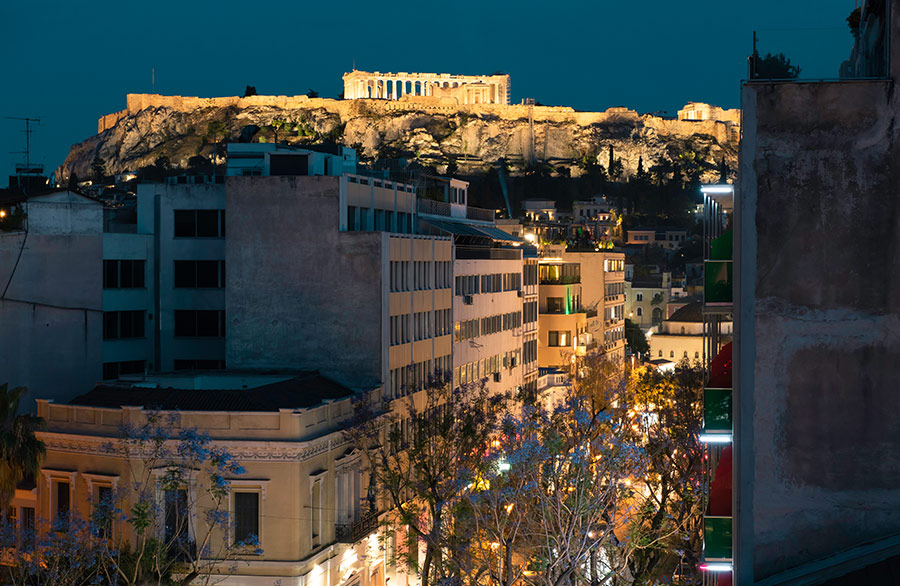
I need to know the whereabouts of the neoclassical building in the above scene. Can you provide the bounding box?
[342,70,510,105]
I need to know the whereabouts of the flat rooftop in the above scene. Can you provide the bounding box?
[70,370,356,412]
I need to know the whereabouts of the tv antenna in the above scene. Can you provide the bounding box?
[6,116,42,174]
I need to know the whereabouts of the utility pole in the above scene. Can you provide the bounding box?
[7,116,41,172]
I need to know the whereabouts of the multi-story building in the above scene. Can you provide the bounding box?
[625,272,671,331]
[701,3,900,582]
[537,259,587,368]
[3,144,531,405]
[31,371,388,586]
[413,176,529,397]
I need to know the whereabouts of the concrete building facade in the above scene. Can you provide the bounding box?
[721,1,900,582]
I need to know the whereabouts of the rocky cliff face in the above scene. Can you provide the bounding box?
[59,96,739,183]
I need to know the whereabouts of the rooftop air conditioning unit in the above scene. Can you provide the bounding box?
[463,295,474,305]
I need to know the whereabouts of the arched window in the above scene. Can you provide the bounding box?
[694,352,700,359]
[681,326,686,334]
[636,292,643,302]
[683,351,688,358]
[636,307,643,317]
[670,351,674,358]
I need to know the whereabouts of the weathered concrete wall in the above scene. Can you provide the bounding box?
[225,176,384,390]
[739,75,900,582]
[0,193,104,408]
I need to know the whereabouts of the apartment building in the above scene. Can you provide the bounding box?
[625,272,671,331]
[31,371,388,586]
[414,177,531,397]
[537,259,587,368]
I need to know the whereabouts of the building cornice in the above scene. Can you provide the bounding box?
[37,431,351,463]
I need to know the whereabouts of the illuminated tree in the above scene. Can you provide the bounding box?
[346,375,505,586]
[606,363,705,583]
[461,387,642,586]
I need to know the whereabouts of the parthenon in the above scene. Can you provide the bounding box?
[342,70,510,105]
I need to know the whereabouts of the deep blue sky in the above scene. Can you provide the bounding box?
[0,0,857,183]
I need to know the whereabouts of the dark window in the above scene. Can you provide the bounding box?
[234,492,260,545]
[196,261,219,287]
[196,210,219,237]
[174,210,195,237]
[164,488,190,550]
[104,260,145,289]
[547,297,565,313]
[96,486,113,539]
[174,261,225,288]
[269,153,309,176]
[174,310,226,337]
[55,481,70,532]
[104,260,118,289]
[174,210,225,238]
[103,311,145,340]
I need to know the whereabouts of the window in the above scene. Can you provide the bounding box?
[103,360,146,380]
[103,311,145,340]
[163,488,191,552]
[104,260,145,289]
[659,350,663,357]
[174,210,225,238]
[174,310,226,337]
[174,261,226,288]
[233,492,260,545]
[548,331,570,347]
[670,351,675,358]
[636,292,643,302]
[547,297,565,313]
[695,352,700,359]
[55,480,70,532]
[310,479,322,542]
[94,485,114,539]
[681,326,686,334]
[636,307,643,317]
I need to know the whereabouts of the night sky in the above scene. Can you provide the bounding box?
[0,0,857,182]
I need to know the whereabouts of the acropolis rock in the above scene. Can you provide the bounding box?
[59,92,739,185]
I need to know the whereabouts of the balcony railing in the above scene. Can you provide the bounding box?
[703,516,733,562]
[335,510,380,543]
[466,207,495,222]
[540,276,580,285]
[416,199,451,217]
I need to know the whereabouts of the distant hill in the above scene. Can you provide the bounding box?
[58,93,739,186]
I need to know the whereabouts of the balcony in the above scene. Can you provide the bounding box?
[466,207,496,222]
[702,388,732,442]
[703,516,733,562]
[540,276,580,285]
[335,510,380,543]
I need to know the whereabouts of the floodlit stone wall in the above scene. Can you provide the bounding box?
[97,93,740,145]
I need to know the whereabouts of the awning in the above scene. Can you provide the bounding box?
[422,218,523,243]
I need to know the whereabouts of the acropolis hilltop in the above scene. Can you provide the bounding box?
[342,70,510,104]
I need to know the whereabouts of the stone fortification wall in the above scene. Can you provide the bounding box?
[101,93,739,142]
